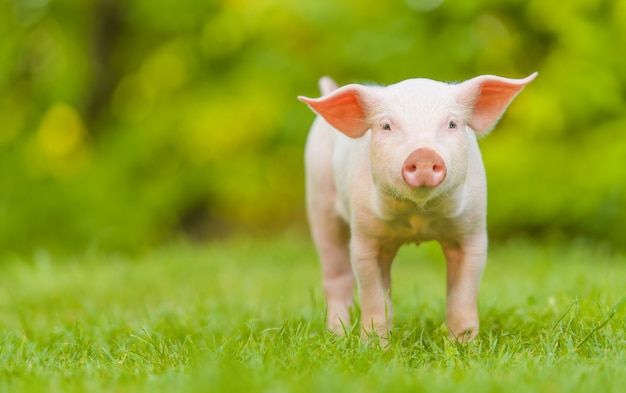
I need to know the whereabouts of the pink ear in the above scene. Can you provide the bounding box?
[298,84,374,138]
[456,72,537,134]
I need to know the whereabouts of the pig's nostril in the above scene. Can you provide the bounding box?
[433,164,443,172]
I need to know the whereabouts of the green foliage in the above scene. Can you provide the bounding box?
[0,238,625,392]
[0,0,624,253]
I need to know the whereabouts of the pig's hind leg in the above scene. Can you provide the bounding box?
[305,119,354,334]
[309,206,353,334]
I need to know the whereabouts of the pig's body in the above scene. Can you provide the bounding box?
[300,73,536,340]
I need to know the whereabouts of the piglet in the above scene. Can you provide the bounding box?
[298,72,536,341]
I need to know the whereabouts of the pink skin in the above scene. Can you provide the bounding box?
[299,73,537,342]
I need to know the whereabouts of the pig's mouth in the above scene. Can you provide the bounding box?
[377,177,447,205]
[407,182,446,198]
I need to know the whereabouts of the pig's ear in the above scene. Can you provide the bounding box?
[456,72,537,134]
[298,84,374,138]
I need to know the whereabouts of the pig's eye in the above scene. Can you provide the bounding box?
[448,121,458,129]
[382,123,392,131]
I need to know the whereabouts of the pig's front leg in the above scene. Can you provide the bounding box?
[442,232,487,342]
[351,234,399,338]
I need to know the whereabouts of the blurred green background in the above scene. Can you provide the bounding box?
[0,0,624,255]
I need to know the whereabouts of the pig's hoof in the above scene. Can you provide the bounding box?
[361,329,391,348]
[360,323,392,347]
[449,325,479,343]
[327,318,350,335]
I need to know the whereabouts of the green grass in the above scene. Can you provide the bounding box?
[1,237,625,392]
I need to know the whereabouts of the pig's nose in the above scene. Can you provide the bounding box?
[402,148,447,188]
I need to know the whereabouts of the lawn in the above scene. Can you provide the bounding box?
[0,236,625,392]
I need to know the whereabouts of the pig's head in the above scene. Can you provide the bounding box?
[299,73,537,204]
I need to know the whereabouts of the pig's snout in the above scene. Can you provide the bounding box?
[402,148,447,188]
